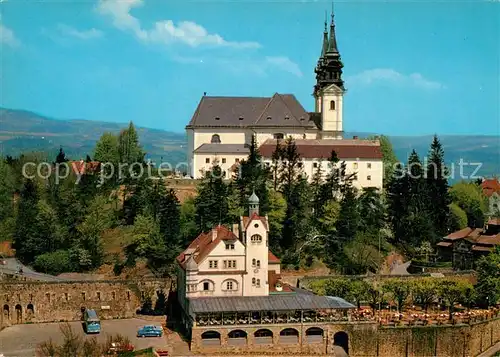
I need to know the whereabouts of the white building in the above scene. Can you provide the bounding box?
[176,193,286,312]
[185,12,384,190]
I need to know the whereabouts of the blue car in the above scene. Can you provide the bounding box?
[137,325,163,338]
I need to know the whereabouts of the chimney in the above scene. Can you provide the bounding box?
[232,224,239,239]
[212,227,218,241]
[353,135,359,140]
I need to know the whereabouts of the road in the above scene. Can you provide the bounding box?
[0,318,169,357]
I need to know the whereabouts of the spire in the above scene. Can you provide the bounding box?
[327,2,339,54]
[319,11,329,59]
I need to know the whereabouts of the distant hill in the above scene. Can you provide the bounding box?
[0,107,498,180]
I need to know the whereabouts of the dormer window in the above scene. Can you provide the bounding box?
[267,116,272,120]
[284,115,290,120]
[215,116,220,120]
[239,116,244,121]
[211,134,221,144]
[300,117,305,121]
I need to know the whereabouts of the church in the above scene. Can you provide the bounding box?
[186,11,384,190]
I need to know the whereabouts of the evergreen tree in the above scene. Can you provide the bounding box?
[55,147,68,164]
[85,155,92,163]
[118,122,144,165]
[358,187,386,232]
[426,135,451,238]
[195,163,230,232]
[158,188,181,245]
[13,179,41,263]
[235,135,270,215]
[311,158,325,221]
[94,132,119,164]
[388,151,433,253]
[336,184,360,242]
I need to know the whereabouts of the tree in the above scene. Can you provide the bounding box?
[267,189,286,251]
[450,181,487,228]
[336,185,360,242]
[387,151,434,253]
[180,197,199,247]
[94,132,119,164]
[235,134,270,215]
[383,279,411,312]
[411,278,437,312]
[118,122,144,165]
[358,187,385,233]
[342,232,384,274]
[13,179,41,263]
[195,163,230,232]
[426,135,451,237]
[475,246,500,307]
[370,135,398,186]
[350,279,370,309]
[439,279,469,319]
[55,147,68,164]
[449,202,468,231]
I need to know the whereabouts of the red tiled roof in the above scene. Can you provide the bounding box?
[242,213,269,231]
[445,227,474,240]
[481,179,500,197]
[176,225,238,269]
[437,242,452,247]
[268,251,281,263]
[258,139,383,160]
[476,234,500,246]
[472,245,493,252]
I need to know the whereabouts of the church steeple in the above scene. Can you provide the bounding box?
[314,4,344,95]
[319,12,329,60]
[327,5,339,54]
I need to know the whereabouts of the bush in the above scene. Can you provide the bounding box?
[33,250,74,275]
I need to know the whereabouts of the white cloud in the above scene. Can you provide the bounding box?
[57,24,103,40]
[0,15,20,47]
[265,56,303,77]
[347,68,444,90]
[96,0,260,48]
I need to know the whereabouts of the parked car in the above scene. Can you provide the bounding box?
[137,325,163,337]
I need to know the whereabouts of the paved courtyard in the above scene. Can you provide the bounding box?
[0,318,169,357]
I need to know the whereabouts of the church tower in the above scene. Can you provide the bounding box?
[314,6,345,140]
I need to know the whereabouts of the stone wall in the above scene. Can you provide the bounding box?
[190,318,500,356]
[0,279,172,327]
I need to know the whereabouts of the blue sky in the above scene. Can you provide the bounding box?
[1,0,498,136]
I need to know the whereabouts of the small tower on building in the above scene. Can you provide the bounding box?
[185,255,199,297]
[249,191,260,216]
[314,5,345,140]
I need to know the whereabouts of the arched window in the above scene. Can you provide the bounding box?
[222,279,238,291]
[251,234,262,244]
[280,328,299,344]
[252,259,256,267]
[254,329,273,344]
[252,278,256,285]
[211,134,221,144]
[256,260,261,268]
[330,100,336,110]
[256,279,261,287]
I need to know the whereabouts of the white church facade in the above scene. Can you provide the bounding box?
[185,11,383,190]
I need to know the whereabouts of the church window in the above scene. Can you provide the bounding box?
[203,282,210,291]
[273,133,284,139]
[205,158,210,164]
[211,134,221,143]
[330,100,336,111]
[251,234,262,244]
[367,163,372,169]
[224,281,236,291]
